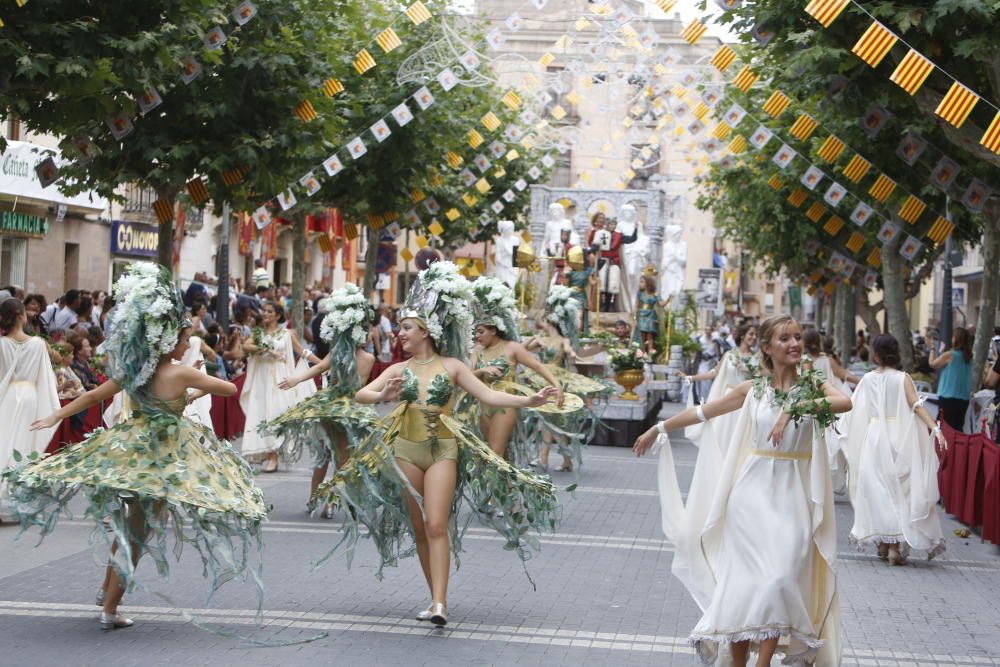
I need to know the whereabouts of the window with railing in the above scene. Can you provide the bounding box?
[123,183,157,213]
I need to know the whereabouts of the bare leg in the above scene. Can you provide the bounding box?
[756,637,779,666]
[538,431,552,467]
[485,409,517,460]
[310,463,329,499]
[396,459,430,594]
[102,501,154,615]
[730,640,749,667]
[422,459,457,607]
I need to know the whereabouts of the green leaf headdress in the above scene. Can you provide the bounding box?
[470,276,521,341]
[99,262,190,395]
[318,283,374,393]
[544,285,580,348]
[399,261,474,361]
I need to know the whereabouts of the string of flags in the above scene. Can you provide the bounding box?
[0,0,30,29]
[803,0,1000,162]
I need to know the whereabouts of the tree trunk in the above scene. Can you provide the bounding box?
[363,227,378,300]
[971,212,1000,390]
[290,212,307,338]
[881,235,915,371]
[831,285,844,356]
[855,289,882,337]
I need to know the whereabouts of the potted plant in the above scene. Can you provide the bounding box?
[609,342,646,400]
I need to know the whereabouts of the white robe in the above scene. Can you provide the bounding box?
[684,351,757,455]
[844,369,945,558]
[812,355,851,493]
[0,336,60,504]
[658,385,841,666]
[180,335,214,429]
[239,329,315,458]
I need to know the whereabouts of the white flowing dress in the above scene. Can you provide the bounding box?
[180,335,214,428]
[240,328,315,459]
[685,351,758,456]
[659,384,841,666]
[844,369,945,558]
[0,336,59,506]
[812,355,851,492]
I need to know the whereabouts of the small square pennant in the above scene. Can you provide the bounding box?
[514,178,528,191]
[436,68,459,92]
[502,189,515,202]
[486,28,506,50]
[253,206,272,229]
[370,119,392,143]
[299,172,322,196]
[391,103,414,126]
[323,154,344,177]
[400,247,414,262]
[460,50,481,71]
[347,137,367,159]
[428,220,444,236]
[277,190,297,211]
[413,86,435,110]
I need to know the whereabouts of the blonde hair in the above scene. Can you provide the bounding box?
[758,314,797,370]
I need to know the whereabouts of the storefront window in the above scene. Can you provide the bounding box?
[0,236,27,286]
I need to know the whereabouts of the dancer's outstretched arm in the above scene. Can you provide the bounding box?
[30,380,122,431]
[632,380,753,456]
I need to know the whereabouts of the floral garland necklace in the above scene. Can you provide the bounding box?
[752,367,836,430]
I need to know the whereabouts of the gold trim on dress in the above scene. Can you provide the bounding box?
[751,449,812,461]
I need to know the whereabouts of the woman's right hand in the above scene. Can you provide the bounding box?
[632,427,658,457]
[379,377,405,403]
[278,375,301,390]
[30,414,59,431]
[525,385,558,407]
[483,366,504,380]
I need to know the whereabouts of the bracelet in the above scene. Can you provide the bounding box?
[695,405,707,423]
[932,425,942,434]
[656,421,667,435]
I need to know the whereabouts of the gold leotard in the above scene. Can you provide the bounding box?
[394,356,459,471]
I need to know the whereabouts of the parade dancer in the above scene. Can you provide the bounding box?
[313,262,560,627]
[524,285,610,472]
[468,276,565,465]
[240,301,318,472]
[0,299,59,520]
[7,263,265,631]
[635,315,850,666]
[259,284,378,516]
[678,323,759,458]
[843,334,946,565]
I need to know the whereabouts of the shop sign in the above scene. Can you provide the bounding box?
[0,210,48,237]
[111,219,158,257]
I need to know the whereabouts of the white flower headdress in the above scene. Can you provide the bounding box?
[471,276,521,341]
[99,262,190,393]
[318,283,374,393]
[399,261,474,360]
[544,285,581,346]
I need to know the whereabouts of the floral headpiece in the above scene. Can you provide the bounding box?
[544,285,580,347]
[99,262,190,393]
[319,284,374,393]
[400,261,474,360]
[470,276,520,341]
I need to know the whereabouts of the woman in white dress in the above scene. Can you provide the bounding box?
[0,299,59,520]
[635,314,851,666]
[678,323,759,457]
[845,334,946,565]
[240,301,318,472]
[179,331,214,428]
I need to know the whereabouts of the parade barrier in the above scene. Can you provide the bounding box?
[45,401,105,454]
[938,421,1000,544]
[211,373,246,440]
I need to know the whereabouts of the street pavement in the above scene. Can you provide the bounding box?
[2,405,999,667]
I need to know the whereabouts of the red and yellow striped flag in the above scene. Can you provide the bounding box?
[817,135,845,163]
[842,154,871,183]
[789,113,818,141]
[711,45,737,72]
[788,188,807,207]
[220,167,244,186]
[823,281,836,295]
[867,247,881,268]
[729,135,748,153]
[152,198,173,224]
[981,111,1000,154]
[824,215,845,236]
[680,20,708,45]
[807,202,827,222]
[344,222,359,240]
[186,177,209,205]
[482,112,501,131]
[890,49,934,95]
[445,151,463,168]
[321,78,344,96]
[656,0,677,12]
[694,102,710,119]
[367,213,385,229]
[898,195,926,224]
[405,1,432,25]
[762,90,790,118]
[468,129,484,148]
[294,100,318,122]
[539,52,555,67]
[732,66,759,92]
[767,174,784,190]
[927,215,954,245]
[410,189,426,203]
[375,27,402,53]
[852,21,897,67]
[353,49,376,75]
[713,123,732,140]
[869,173,896,202]
[502,90,522,110]
[846,231,866,252]
[935,81,979,128]
[805,0,850,27]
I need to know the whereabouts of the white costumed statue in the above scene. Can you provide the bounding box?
[492,220,519,289]
[660,224,687,303]
[541,202,580,288]
[621,207,650,315]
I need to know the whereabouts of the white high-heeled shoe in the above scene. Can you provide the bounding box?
[99,611,134,631]
[429,602,447,627]
[416,604,434,621]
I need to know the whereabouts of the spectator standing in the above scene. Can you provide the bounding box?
[49,289,81,333]
[24,294,48,337]
[251,259,271,289]
[928,327,974,431]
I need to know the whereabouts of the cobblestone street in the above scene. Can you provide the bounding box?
[2,428,999,667]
